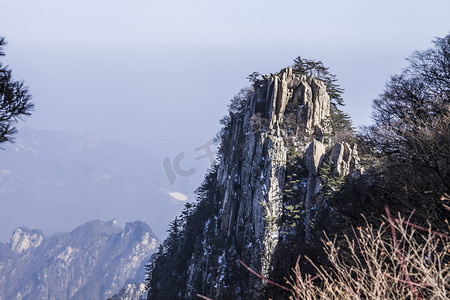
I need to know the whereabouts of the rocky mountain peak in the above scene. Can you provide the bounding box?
[10,227,44,254]
[147,68,360,299]
[250,67,330,139]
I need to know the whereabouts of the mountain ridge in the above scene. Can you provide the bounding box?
[0,219,157,300]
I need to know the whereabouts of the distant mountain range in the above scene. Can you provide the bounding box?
[0,127,203,241]
[0,219,157,299]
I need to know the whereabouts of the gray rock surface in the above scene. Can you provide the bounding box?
[109,283,147,300]
[10,228,44,254]
[331,142,360,176]
[305,140,326,175]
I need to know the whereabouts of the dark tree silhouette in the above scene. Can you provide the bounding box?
[363,34,450,222]
[0,37,33,146]
[246,71,261,83]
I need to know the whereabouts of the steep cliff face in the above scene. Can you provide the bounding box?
[147,68,360,299]
[0,220,158,300]
[215,68,334,282]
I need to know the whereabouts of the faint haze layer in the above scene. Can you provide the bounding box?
[1,0,449,151]
[0,0,449,240]
[0,128,206,241]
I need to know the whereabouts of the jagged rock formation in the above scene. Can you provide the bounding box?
[0,220,158,300]
[147,68,360,299]
[9,228,44,254]
[331,142,360,177]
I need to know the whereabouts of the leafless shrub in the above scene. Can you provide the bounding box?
[240,207,449,300]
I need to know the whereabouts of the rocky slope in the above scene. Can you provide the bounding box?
[0,220,157,300]
[147,68,361,299]
[109,283,147,300]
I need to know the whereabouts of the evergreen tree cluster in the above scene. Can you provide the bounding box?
[145,166,230,299]
[280,147,307,239]
[318,157,345,199]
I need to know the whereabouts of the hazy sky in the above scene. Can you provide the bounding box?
[1,0,449,175]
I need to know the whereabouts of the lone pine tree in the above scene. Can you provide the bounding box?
[0,37,33,146]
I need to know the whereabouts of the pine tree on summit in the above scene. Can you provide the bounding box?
[0,37,33,146]
[292,56,353,134]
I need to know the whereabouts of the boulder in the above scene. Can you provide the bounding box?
[331,142,360,176]
[305,140,326,175]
